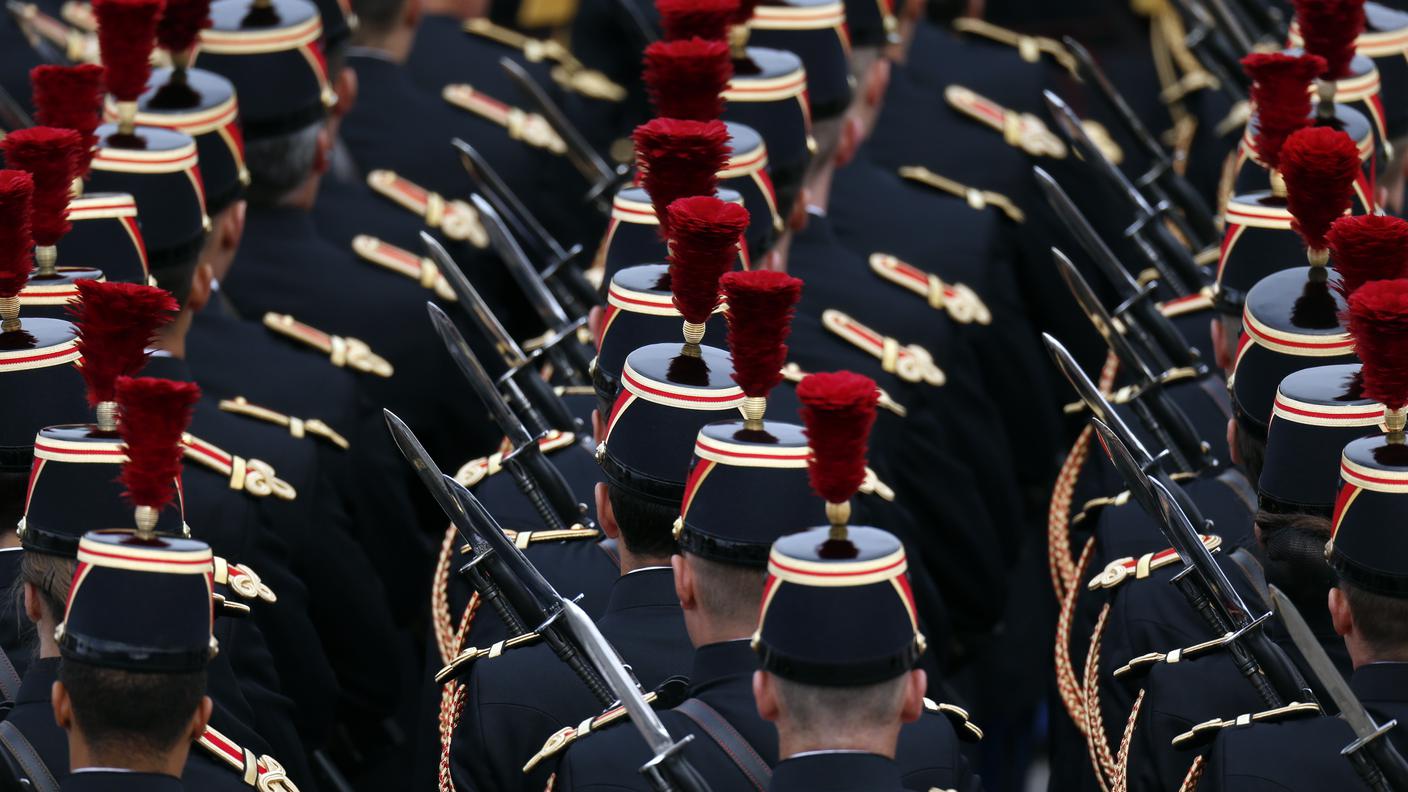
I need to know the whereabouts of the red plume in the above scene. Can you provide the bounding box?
[721,269,801,399]
[666,195,750,325]
[70,280,179,408]
[1326,214,1408,299]
[0,171,34,302]
[634,118,731,240]
[30,65,105,176]
[1243,52,1325,171]
[643,39,733,121]
[1281,126,1361,252]
[116,376,199,513]
[1293,0,1366,80]
[0,126,82,247]
[657,0,737,41]
[797,371,878,505]
[156,0,212,57]
[1346,278,1408,411]
[94,0,164,103]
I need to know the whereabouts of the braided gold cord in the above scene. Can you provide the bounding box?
[431,522,459,665]
[437,592,483,792]
[1055,537,1099,730]
[1083,603,1117,792]
[1178,756,1206,792]
[1112,689,1146,792]
[1048,351,1121,600]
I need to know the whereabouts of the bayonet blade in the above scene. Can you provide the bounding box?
[1063,37,1167,167]
[1034,166,1143,296]
[560,599,676,754]
[1043,332,1153,464]
[1045,90,1155,217]
[1270,586,1374,738]
[453,137,571,264]
[473,193,574,330]
[383,409,486,554]
[421,230,531,370]
[427,302,536,450]
[1054,247,1158,386]
[501,57,616,186]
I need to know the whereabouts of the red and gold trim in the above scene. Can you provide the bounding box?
[694,434,808,468]
[262,312,394,378]
[765,543,907,587]
[19,269,104,307]
[182,433,298,501]
[1233,131,1375,210]
[619,359,746,410]
[821,309,946,386]
[365,170,487,247]
[76,535,212,575]
[198,724,299,791]
[194,21,333,109]
[352,235,457,302]
[68,194,148,274]
[0,336,80,373]
[1289,19,1408,58]
[749,1,847,30]
[442,84,567,154]
[1241,306,1354,358]
[1272,393,1382,428]
[91,141,208,221]
[720,142,779,235]
[1340,454,1408,494]
[724,67,809,103]
[944,84,1067,159]
[1159,290,1215,319]
[1086,535,1222,590]
[605,280,679,317]
[107,94,248,186]
[454,430,577,487]
[868,253,991,325]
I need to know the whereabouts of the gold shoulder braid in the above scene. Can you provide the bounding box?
[262,312,394,378]
[523,690,667,774]
[442,84,568,155]
[944,85,1067,159]
[181,433,297,501]
[495,526,602,550]
[1172,702,1323,750]
[460,19,626,102]
[351,235,458,302]
[923,698,984,742]
[950,17,1076,73]
[897,165,1025,223]
[213,555,277,605]
[365,170,488,247]
[1083,603,1119,789]
[868,253,992,324]
[1087,535,1222,591]
[454,430,578,488]
[197,723,299,792]
[435,632,544,683]
[821,309,946,387]
[218,396,350,450]
[9,2,97,63]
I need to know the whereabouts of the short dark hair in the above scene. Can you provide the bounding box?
[11,552,75,650]
[148,240,203,308]
[0,470,24,542]
[58,660,206,756]
[243,122,323,207]
[685,554,766,626]
[772,673,908,736]
[606,482,678,560]
[1233,419,1267,489]
[1343,582,1408,657]
[1256,510,1335,614]
[925,0,967,25]
[349,0,405,40]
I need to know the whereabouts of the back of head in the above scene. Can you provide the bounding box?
[58,662,207,758]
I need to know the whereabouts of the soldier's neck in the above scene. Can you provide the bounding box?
[69,734,189,778]
[777,721,900,761]
[804,168,834,216]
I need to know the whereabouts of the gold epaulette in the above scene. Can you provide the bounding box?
[868,253,992,325]
[460,19,626,102]
[60,0,94,30]
[821,309,946,387]
[442,84,567,155]
[944,85,1068,159]
[197,723,300,791]
[1060,366,1202,415]
[553,384,595,397]
[897,165,1025,223]
[454,430,578,487]
[924,698,984,743]
[218,396,350,451]
[213,555,277,607]
[1159,288,1216,318]
[9,2,97,62]
[524,690,664,773]
[1087,535,1222,591]
[1172,702,1322,750]
[782,362,907,417]
[494,525,602,551]
[262,312,394,378]
[365,170,488,247]
[951,17,1076,73]
[351,235,458,302]
[435,632,544,684]
[182,433,297,501]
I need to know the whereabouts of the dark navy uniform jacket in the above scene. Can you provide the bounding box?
[1200,662,1408,791]
[60,772,184,792]
[450,567,692,792]
[553,640,980,791]
[768,753,909,792]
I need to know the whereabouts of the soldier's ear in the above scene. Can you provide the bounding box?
[752,671,781,723]
[1329,586,1354,640]
[595,483,619,541]
[588,306,604,346]
[188,695,214,743]
[1226,418,1241,466]
[187,263,215,313]
[898,669,926,723]
[672,554,696,611]
[51,681,72,731]
[22,583,43,627]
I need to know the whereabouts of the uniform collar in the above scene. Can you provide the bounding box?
[689,639,757,695]
[770,751,902,791]
[245,204,318,239]
[1351,661,1408,703]
[60,771,183,792]
[140,355,195,384]
[15,656,59,705]
[602,567,678,615]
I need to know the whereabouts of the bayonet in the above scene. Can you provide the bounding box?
[1062,37,1219,247]
[421,231,579,434]
[427,302,591,532]
[471,193,595,385]
[0,81,32,132]
[1044,91,1205,296]
[1270,586,1408,792]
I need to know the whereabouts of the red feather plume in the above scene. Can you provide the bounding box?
[0,126,82,247]
[721,269,801,399]
[1346,278,1408,411]
[0,171,34,302]
[94,0,164,103]
[1243,52,1325,171]
[70,280,179,408]
[634,118,731,240]
[657,0,737,41]
[643,39,733,121]
[1293,0,1366,80]
[30,65,105,176]
[797,371,878,505]
[116,375,199,513]
[1281,126,1361,252]
[1326,214,1408,299]
[156,0,212,57]
[666,195,750,325]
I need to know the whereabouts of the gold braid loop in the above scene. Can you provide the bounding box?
[1113,689,1147,792]
[1048,351,1121,599]
[1084,603,1117,791]
[437,592,483,792]
[1178,756,1206,792]
[1055,537,1099,731]
[431,522,460,665]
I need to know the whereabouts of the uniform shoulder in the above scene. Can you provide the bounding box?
[529,677,691,775]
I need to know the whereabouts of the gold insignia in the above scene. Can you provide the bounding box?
[182,433,298,501]
[197,723,300,791]
[924,698,984,743]
[435,632,544,684]
[821,309,946,387]
[460,19,625,102]
[490,525,602,550]
[9,2,97,62]
[453,430,578,487]
[351,235,457,302]
[951,17,1076,73]
[218,396,350,451]
[944,85,1067,159]
[782,362,907,417]
[262,312,394,378]
[59,0,94,29]
[868,253,991,325]
[213,555,278,604]
[1086,535,1222,591]
[1080,119,1124,165]
[442,84,568,155]
[365,170,488,248]
[896,165,1025,223]
[1172,702,1322,750]
[524,691,663,773]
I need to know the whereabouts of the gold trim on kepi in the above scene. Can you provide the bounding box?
[196,12,321,53]
[610,191,658,226]
[33,433,126,464]
[107,91,240,137]
[90,138,200,174]
[765,541,907,587]
[67,193,139,221]
[724,66,809,103]
[749,1,846,30]
[619,355,746,410]
[607,281,680,317]
[1222,195,1294,230]
[76,531,213,574]
[0,334,81,373]
[1272,395,1383,428]
[1340,453,1408,494]
[692,434,809,468]
[1241,305,1354,358]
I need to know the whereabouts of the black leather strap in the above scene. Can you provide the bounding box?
[674,698,771,792]
[0,645,20,706]
[0,720,59,792]
[1229,547,1270,606]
